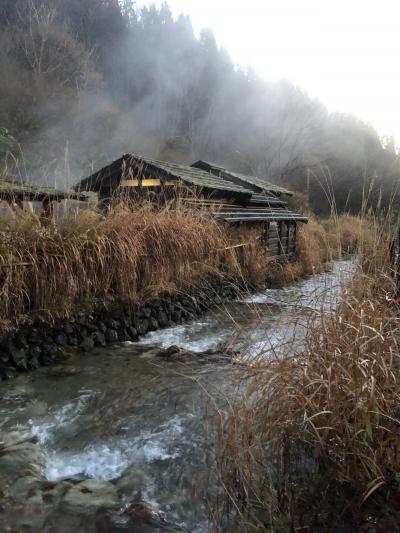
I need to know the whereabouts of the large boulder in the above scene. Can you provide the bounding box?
[60,479,120,515]
[0,430,35,450]
[0,442,45,481]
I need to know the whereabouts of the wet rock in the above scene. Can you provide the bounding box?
[15,334,29,350]
[9,346,28,369]
[95,499,183,533]
[0,442,45,481]
[120,315,131,328]
[40,354,54,366]
[98,321,107,333]
[107,319,120,331]
[0,350,10,364]
[0,473,10,501]
[157,345,181,357]
[28,356,40,370]
[105,329,119,343]
[171,310,182,322]
[0,365,17,380]
[29,344,42,359]
[148,318,159,332]
[68,334,79,346]
[41,342,57,356]
[0,431,36,450]
[55,332,68,346]
[60,479,120,515]
[157,311,169,328]
[9,475,43,502]
[93,331,106,347]
[78,327,89,341]
[127,326,138,340]
[3,504,48,532]
[117,329,130,342]
[80,337,95,353]
[28,330,42,345]
[46,365,81,377]
[137,319,149,336]
[86,322,99,333]
[141,307,152,319]
[41,480,73,506]
[124,500,183,531]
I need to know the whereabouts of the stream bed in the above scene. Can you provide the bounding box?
[0,260,354,531]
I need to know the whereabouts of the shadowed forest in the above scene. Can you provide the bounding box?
[0,0,399,214]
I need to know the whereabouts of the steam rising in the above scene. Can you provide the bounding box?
[0,1,398,214]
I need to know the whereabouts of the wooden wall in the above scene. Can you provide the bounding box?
[264,221,297,259]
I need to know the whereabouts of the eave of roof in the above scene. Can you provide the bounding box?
[224,169,293,196]
[191,160,293,196]
[181,197,308,223]
[0,178,87,201]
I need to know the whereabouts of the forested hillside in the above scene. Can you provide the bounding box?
[0,0,398,213]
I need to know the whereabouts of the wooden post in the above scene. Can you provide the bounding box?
[286,222,291,254]
[41,198,54,225]
[264,222,269,246]
[278,221,283,255]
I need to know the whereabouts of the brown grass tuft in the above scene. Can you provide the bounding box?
[212,213,400,530]
[0,203,233,329]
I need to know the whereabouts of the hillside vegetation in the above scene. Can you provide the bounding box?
[0,1,399,214]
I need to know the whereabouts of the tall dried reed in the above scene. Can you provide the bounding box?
[0,199,354,334]
[0,203,232,329]
[212,213,400,530]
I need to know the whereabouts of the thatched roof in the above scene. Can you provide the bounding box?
[191,161,293,196]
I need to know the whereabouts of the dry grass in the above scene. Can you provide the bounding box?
[0,203,233,329]
[212,214,400,531]
[0,200,361,333]
[224,225,269,290]
[224,218,338,289]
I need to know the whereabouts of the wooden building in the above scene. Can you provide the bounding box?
[74,154,307,259]
[0,177,87,223]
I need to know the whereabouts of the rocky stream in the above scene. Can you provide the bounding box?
[0,261,353,532]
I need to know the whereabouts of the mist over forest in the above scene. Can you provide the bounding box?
[0,0,398,214]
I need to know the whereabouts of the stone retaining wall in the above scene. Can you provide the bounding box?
[0,277,242,381]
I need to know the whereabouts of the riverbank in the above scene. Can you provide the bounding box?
[0,276,241,380]
[0,260,353,531]
[0,205,357,380]
[212,213,400,531]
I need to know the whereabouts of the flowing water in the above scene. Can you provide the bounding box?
[0,260,354,531]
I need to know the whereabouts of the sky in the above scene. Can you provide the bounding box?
[139,0,400,143]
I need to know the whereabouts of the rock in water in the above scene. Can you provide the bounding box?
[60,479,120,515]
[0,442,45,481]
[45,364,81,377]
[0,431,36,450]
